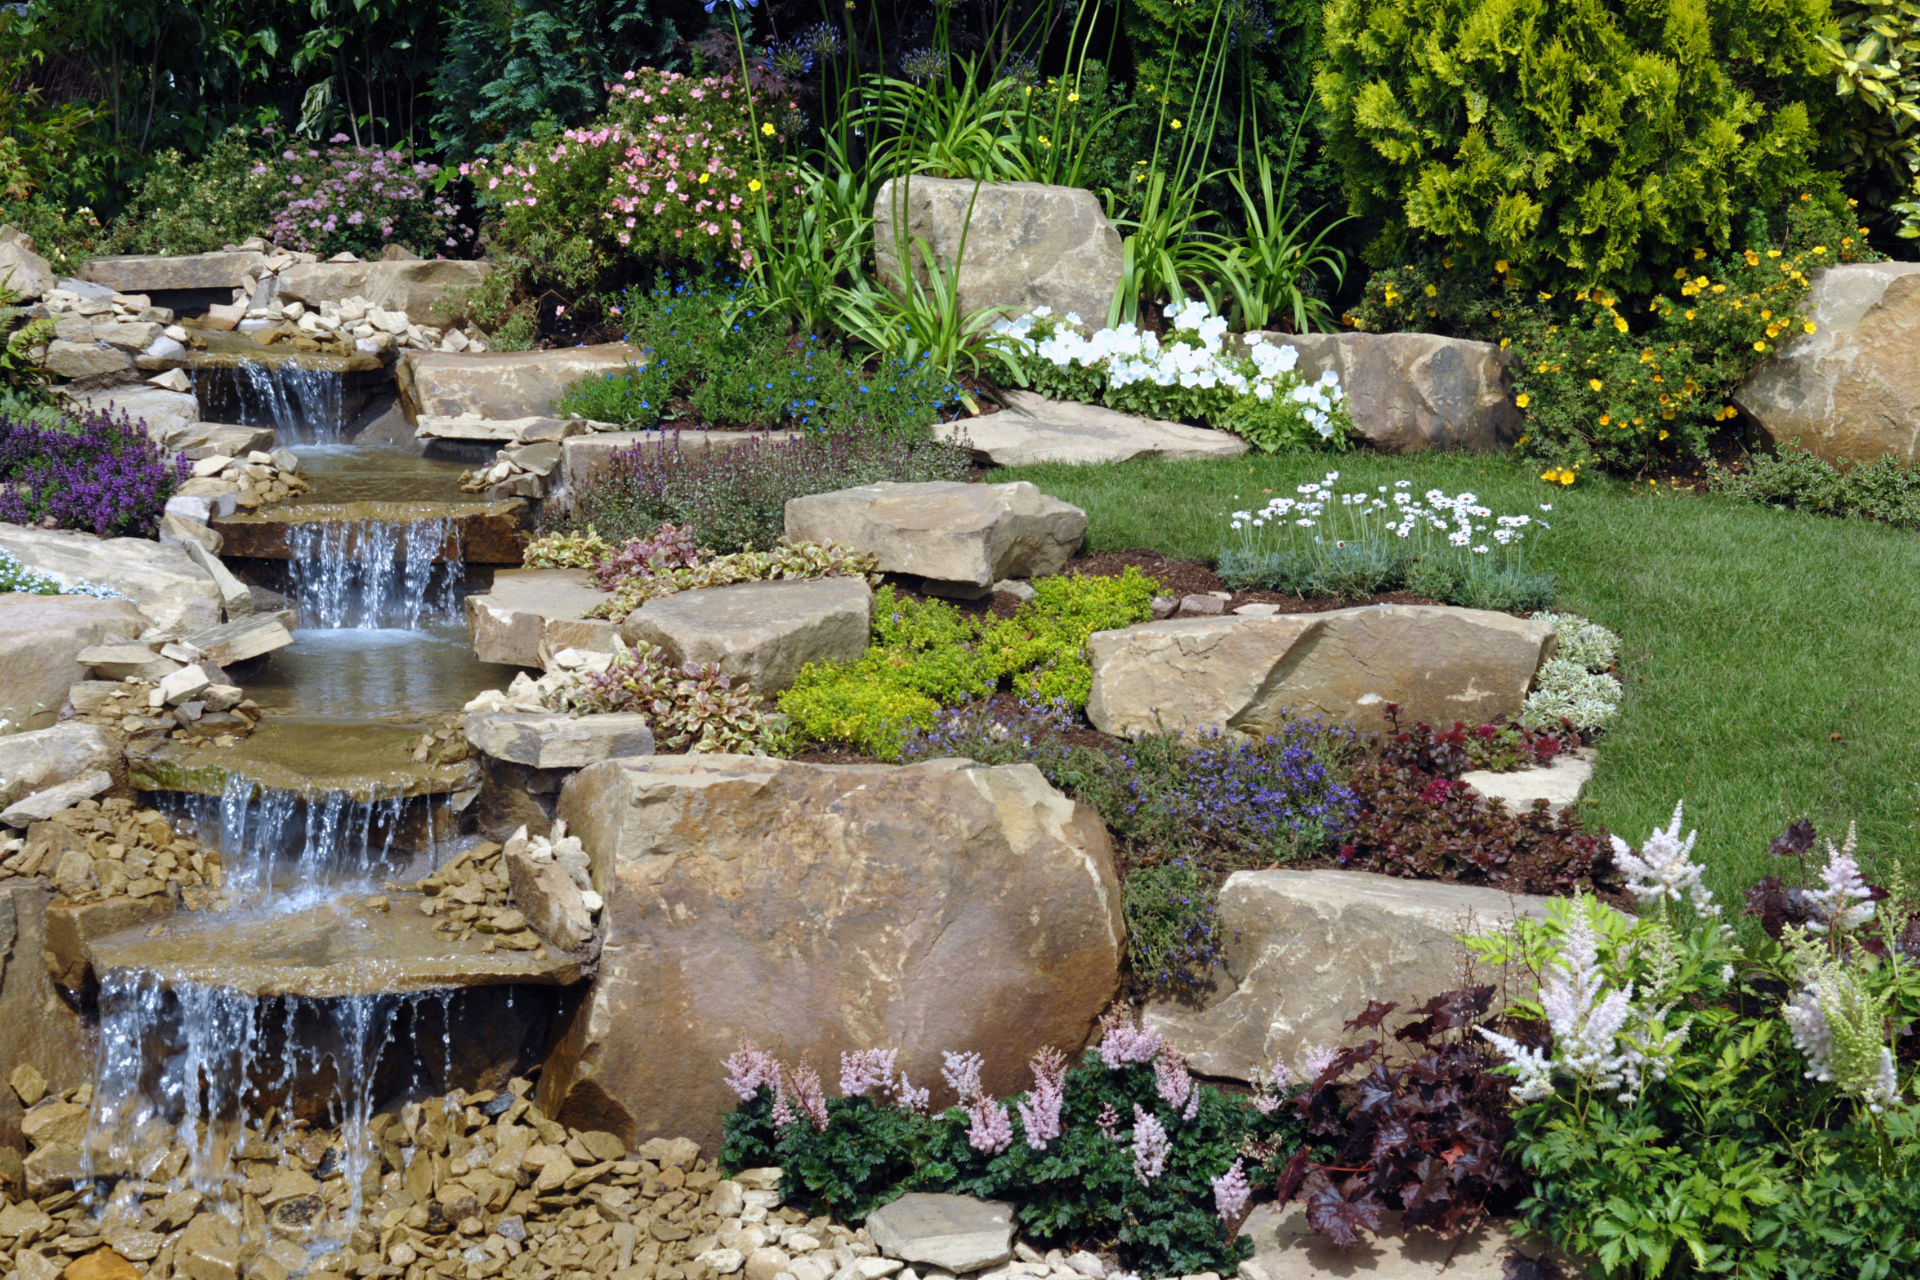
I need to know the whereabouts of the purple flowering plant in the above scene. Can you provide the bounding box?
[262,136,466,258]
[0,406,189,536]
[720,1016,1311,1276]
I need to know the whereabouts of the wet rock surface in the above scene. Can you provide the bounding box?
[212,501,530,565]
[127,717,476,802]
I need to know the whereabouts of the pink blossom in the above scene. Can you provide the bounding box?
[1131,1107,1169,1185]
[723,1037,782,1101]
[1015,1048,1067,1151]
[941,1050,984,1102]
[1212,1159,1250,1226]
[840,1048,899,1099]
[1096,1102,1120,1140]
[894,1074,930,1115]
[966,1096,1013,1155]
[788,1065,829,1131]
[1154,1046,1194,1117]
[1098,1016,1163,1068]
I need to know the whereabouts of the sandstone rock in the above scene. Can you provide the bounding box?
[784,482,1085,592]
[211,499,528,565]
[44,341,131,380]
[92,322,162,352]
[1244,331,1521,453]
[866,1194,1014,1275]
[19,1099,85,1149]
[1459,749,1594,816]
[873,180,1121,332]
[399,344,644,422]
[537,756,1123,1152]
[465,569,619,668]
[183,613,295,666]
[79,252,268,293]
[23,1140,79,1196]
[1,772,111,828]
[158,513,223,555]
[64,387,202,440]
[936,391,1247,465]
[1084,605,1554,738]
[8,1064,44,1107]
[0,593,152,731]
[75,643,177,682]
[505,841,595,952]
[1733,262,1920,465]
[619,578,873,696]
[275,260,491,328]
[0,885,93,1149]
[465,712,655,769]
[0,724,121,810]
[1146,869,1560,1081]
[0,1196,52,1238]
[0,231,56,301]
[182,539,253,620]
[0,525,222,633]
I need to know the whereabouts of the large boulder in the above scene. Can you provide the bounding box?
[274,260,491,328]
[1146,869,1558,1082]
[0,526,222,634]
[1733,262,1920,465]
[618,578,873,695]
[936,391,1248,466]
[0,594,152,731]
[0,724,122,810]
[43,342,131,381]
[64,387,202,439]
[1243,332,1521,453]
[537,755,1125,1152]
[464,569,618,668]
[873,179,1122,330]
[784,481,1086,594]
[0,228,56,301]
[78,252,268,293]
[398,344,644,423]
[1085,605,1554,738]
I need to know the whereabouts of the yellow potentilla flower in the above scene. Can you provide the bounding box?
[1170,118,1182,129]
[1804,320,1818,333]
[1767,249,1782,258]
[1753,340,1767,352]
[1711,284,1726,293]
[749,179,762,191]
[1658,429,1669,440]
[1425,284,1437,297]
[1694,247,1707,259]
[699,173,709,183]
[1068,93,1080,102]
[1598,414,1611,425]
[1516,393,1530,408]
[1760,309,1771,320]
[1613,315,1628,332]
[1589,378,1603,391]
[1685,310,1695,320]
[1496,260,1509,273]
[762,122,775,135]
[1442,256,1454,269]
[1560,472,1575,486]
[1538,362,1549,373]
[1744,249,1760,266]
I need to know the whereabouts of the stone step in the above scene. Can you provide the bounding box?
[210,499,530,564]
[1459,749,1594,815]
[465,568,617,668]
[127,715,480,801]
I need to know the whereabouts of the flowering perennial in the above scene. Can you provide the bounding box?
[1129,1106,1170,1186]
[1611,800,1718,918]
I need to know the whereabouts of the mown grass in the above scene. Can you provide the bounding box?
[992,450,1920,908]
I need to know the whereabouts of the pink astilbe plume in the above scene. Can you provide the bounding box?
[1015,1048,1068,1151]
[1250,1058,1295,1114]
[1131,1106,1169,1185]
[723,1037,782,1102]
[967,1096,1014,1155]
[1302,1044,1340,1083]
[770,1073,796,1131]
[893,1073,930,1115]
[1212,1158,1251,1227]
[787,1065,830,1131]
[1098,1014,1164,1068]
[840,1048,899,1099]
[1154,1046,1199,1120]
[1096,1102,1120,1140]
[941,1050,985,1102]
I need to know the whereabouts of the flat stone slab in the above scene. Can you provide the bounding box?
[783,481,1086,591]
[937,391,1248,465]
[399,343,644,422]
[619,578,873,696]
[1460,749,1594,815]
[561,429,805,496]
[1238,1203,1559,1280]
[0,593,152,732]
[414,416,606,444]
[0,524,222,634]
[149,421,277,460]
[184,612,295,666]
[211,499,531,564]
[1146,869,1559,1083]
[0,724,120,811]
[62,387,201,439]
[464,712,655,769]
[867,1194,1015,1275]
[86,892,589,999]
[79,252,268,293]
[1,771,112,828]
[128,715,481,801]
[465,569,618,668]
[1085,605,1554,738]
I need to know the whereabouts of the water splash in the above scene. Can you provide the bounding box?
[209,363,347,444]
[286,518,463,630]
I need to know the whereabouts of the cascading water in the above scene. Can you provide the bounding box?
[285,518,463,630]
[201,363,347,444]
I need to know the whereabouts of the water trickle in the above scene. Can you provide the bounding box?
[207,363,347,444]
[286,518,464,630]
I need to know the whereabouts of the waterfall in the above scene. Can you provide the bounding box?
[206,363,347,444]
[285,518,463,629]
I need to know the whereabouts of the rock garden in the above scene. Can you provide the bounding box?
[5,0,1920,1277]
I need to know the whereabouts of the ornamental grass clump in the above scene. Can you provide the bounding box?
[720,1017,1307,1276]
[1217,472,1556,611]
[0,407,189,537]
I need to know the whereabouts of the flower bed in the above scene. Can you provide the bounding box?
[0,407,188,537]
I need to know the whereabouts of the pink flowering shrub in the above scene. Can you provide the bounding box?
[718,1016,1309,1276]
[263,137,463,258]
[466,69,797,278]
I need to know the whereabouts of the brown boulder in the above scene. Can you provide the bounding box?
[1243,331,1521,453]
[537,755,1124,1152]
[79,252,268,293]
[0,593,152,732]
[274,260,492,328]
[398,343,644,423]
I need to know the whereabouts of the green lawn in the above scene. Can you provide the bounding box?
[992,451,1920,909]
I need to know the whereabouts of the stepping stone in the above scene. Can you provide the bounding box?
[619,578,873,695]
[783,481,1086,595]
[464,711,655,769]
[1237,1202,1555,1280]
[867,1194,1015,1275]
[1460,749,1594,815]
[464,569,618,668]
[937,390,1247,465]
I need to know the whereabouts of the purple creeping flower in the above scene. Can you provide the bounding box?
[0,406,189,537]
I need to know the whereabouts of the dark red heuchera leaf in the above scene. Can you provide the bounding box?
[1301,1170,1388,1250]
[1346,999,1400,1032]
[1769,818,1817,858]
[1274,1149,1313,1204]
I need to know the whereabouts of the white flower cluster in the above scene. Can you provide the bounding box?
[1523,613,1623,730]
[990,300,1347,438]
[0,550,125,601]
[1480,898,1689,1105]
[1803,822,1875,933]
[1229,475,1547,560]
[1782,828,1901,1113]
[1613,800,1720,919]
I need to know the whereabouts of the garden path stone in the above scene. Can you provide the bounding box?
[399,343,643,422]
[0,594,152,732]
[783,481,1086,593]
[1084,605,1553,738]
[464,712,655,770]
[538,756,1122,1152]
[617,578,873,696]
[0,725,121,811]
[866,1194,1015,1275]
[274,259,491,328]
[1459,749,1594,816]
[0,525,224,634]
[0,229,56,301]
[1146,870,1560,1084]
[465,569,619,668]
[873,179,1122,332]
[936,391,1247,465]
[1240,331,1521,453]
[1735,261,1920,465]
